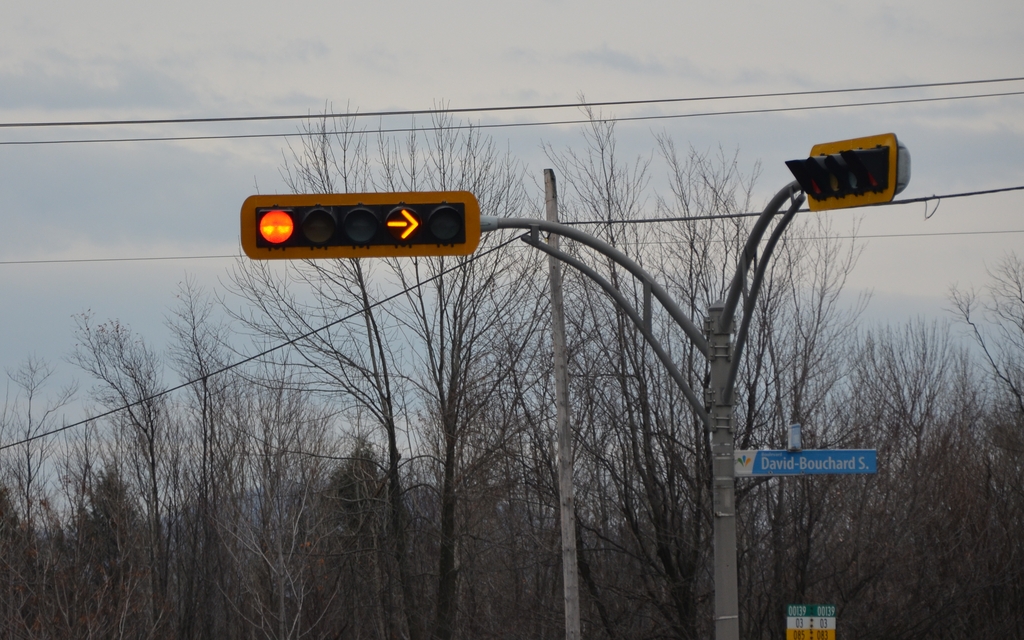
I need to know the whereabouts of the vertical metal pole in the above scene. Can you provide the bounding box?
[547,169,581,640]
[706,301,739,640]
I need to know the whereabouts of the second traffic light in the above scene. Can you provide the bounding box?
[785,133,911,211]
[241,191,481,259]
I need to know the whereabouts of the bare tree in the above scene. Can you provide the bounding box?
[0,357,75,637]
[951,251,1024,420]
[11,101,1024,640]
[232,106,540,640]
[4,357,75,530]
[70,314,172,633]
[218,363,337,640]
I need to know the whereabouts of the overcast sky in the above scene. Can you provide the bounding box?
[1,0,1022,402]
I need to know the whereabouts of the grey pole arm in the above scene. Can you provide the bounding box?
[521,230,712,427]
[718,181,802,334]
[725,191,805,402]
[485,217,711,357]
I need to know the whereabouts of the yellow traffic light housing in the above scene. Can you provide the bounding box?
[240,191,481,259]
[786,133,910,211]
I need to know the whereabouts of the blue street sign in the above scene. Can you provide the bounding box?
[735,449,877,476]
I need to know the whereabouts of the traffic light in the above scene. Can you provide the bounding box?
[785,133,911,211]
[240,191,481,259]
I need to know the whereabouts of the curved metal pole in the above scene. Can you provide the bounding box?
[494,217,711,357]
[522,231,712,427]
[484,181,806,640]
[706,181,803,640]
[719,181,801,333]
[725,192,805,402]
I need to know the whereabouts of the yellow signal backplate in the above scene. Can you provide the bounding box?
[240,190,481,259]
[805,133,899,211]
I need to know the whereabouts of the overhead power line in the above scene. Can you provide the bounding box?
[2,75,1022,130]
[2,182,1023,448]
[4,89,1024,147]
[571,184,1024,226]
[0,236,519,451]
[636,228,1024,248]
[0,254,237,266]
[1,184,1022,267]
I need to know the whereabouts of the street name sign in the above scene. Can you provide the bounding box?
[786,604,836,640]
[735,450,877,476]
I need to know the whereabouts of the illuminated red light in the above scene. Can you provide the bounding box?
[260,210,294,244]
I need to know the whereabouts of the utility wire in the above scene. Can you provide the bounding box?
[3,182,1023,448]
[2,75,1022,129]
[7,228,1023,267]
[2,184,1021,266]
[3,89,1024,146]
[117,227,1024,257]
[565,184,1024,226]
[0,236,519,451]
[0,254,237,266]
[635,229,1024,247]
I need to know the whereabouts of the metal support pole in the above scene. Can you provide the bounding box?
[706,301,739,640]
[546,169,580,640]
[482,179,807,640]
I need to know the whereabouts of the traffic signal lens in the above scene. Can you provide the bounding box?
[386,207,420,241]
[429,206,462,242]
[302,208,336,244]
[344,207,378,243]
[260,210,294,244]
